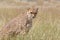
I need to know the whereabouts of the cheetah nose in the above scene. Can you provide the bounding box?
[32,14,35,18]
[33,16,35,18]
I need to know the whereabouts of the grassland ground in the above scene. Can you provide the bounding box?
[0,0,60,40]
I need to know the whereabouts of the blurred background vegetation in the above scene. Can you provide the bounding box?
[0,0,60,40]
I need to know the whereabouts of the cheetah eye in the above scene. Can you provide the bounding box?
[30,12,33,14]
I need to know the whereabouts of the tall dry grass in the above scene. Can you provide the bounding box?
[0,0,60,40]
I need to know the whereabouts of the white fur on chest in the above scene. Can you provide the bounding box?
[27,12,33,20]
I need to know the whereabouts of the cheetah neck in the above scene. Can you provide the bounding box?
[27,12,33,20]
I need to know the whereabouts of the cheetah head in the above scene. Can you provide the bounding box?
[27,7,38,19]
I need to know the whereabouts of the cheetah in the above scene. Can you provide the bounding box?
[0,7,38,40]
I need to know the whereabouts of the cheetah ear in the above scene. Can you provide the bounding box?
[36,8,38,12]
[36,8,38,10]
[27,8,30,11]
